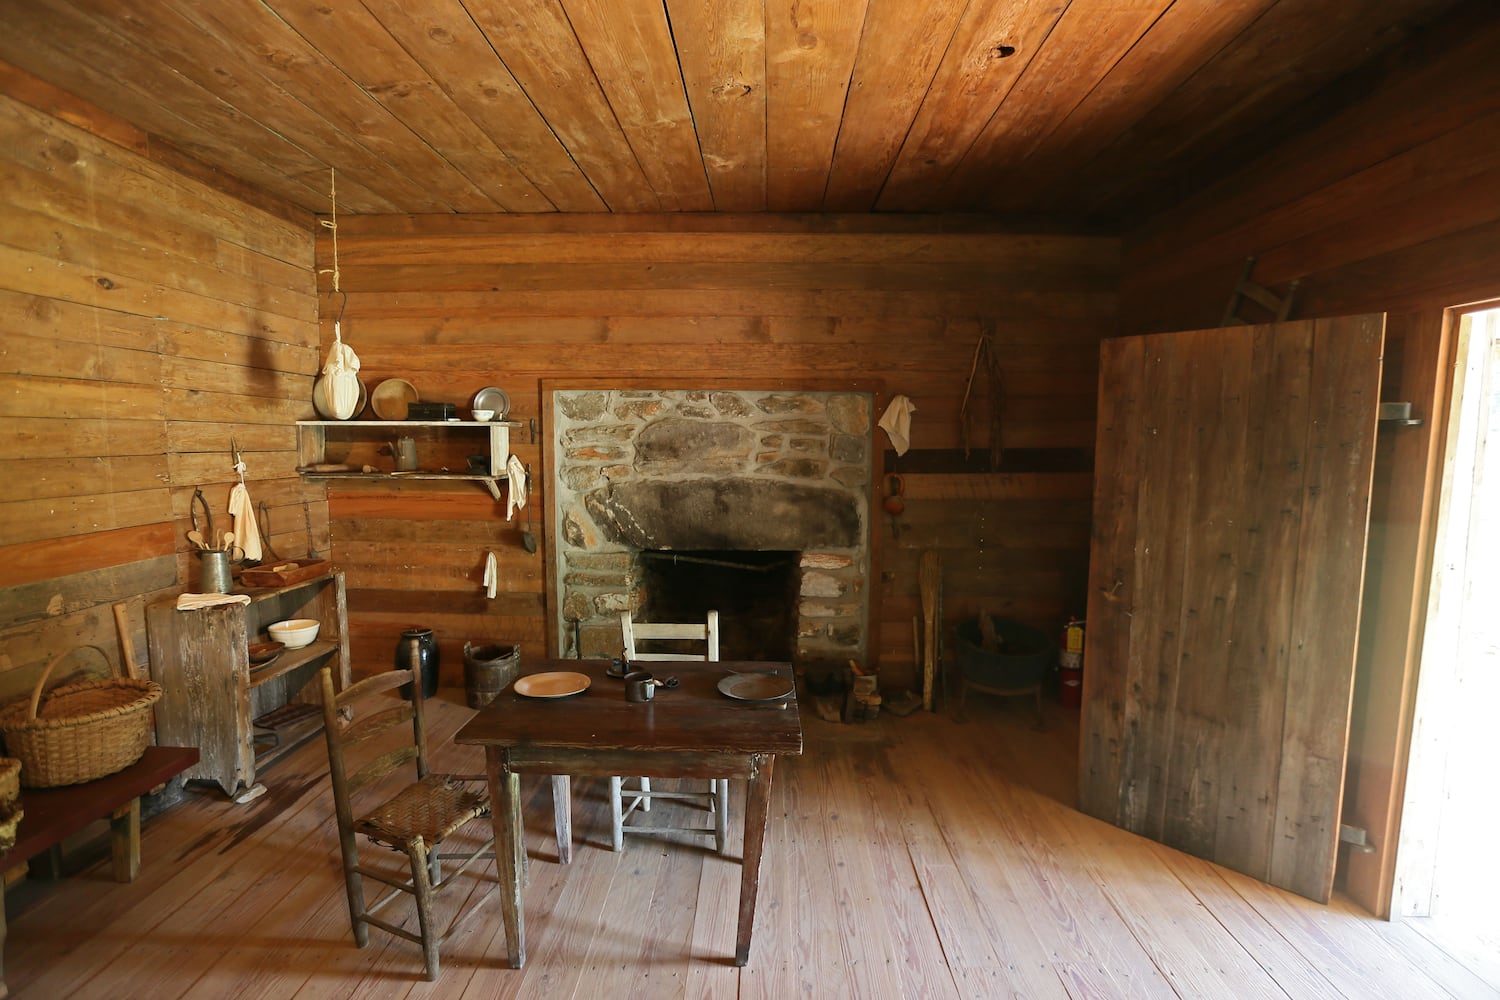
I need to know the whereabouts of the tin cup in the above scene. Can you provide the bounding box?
[623,670,655,702]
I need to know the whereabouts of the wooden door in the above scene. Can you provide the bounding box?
[1080,315,1384,902]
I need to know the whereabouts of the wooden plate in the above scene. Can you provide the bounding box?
[513,671,591,699]
[717,672,794,702]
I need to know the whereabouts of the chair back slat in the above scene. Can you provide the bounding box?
[348,745,421,794]
[620,610,719,662]
[339,704,414,747]
[336,669,414,709]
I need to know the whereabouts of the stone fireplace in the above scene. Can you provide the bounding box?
[551,388,872,664]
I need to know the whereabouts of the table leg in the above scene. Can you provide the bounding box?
[735,753,776,966]
[551,775,572,864]
[1,876,8,1000]
[484,748,525,968]
[109,798,141,882]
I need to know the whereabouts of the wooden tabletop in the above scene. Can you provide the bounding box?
[454,658,803,758]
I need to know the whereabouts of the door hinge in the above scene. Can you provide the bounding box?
[1339,823,1377,854]
[1377,401,1423,427]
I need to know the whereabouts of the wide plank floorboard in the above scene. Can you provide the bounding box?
[6,688,1493,998]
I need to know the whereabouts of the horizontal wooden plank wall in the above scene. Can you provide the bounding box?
[0,81,319,703]
[1116,5,1500,917]
[320,216,1116,690]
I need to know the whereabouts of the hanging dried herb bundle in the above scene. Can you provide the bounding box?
[959,319,1005,471]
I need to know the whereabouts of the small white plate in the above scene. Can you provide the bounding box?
[514,671,591,698]
[472,386,511,421]
[717,672,794,702]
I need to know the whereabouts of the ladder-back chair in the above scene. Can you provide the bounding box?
[319,658,495,981]
[613,609,729,853]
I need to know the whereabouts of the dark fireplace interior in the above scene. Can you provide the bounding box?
[637,550,800,662]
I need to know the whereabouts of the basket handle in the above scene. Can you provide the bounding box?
[28,644,113,722]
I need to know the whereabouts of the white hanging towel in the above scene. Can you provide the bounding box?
[482,550,499,599]
[505,455,527,521]
[878,395,917,456]
[176,592,252,611]
[227,482,263,561]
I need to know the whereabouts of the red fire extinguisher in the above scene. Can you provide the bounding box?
[1059,618,1084,707]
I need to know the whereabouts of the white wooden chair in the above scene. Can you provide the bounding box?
[612,609,730,853]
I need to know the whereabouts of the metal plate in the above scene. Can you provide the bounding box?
[472,386,511,421]
[717,672,794,702]
[513,671,591,699]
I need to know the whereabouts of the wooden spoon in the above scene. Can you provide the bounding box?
[187,529,208,550]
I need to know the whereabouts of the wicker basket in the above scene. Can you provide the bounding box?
[0,645,162,788]
[0,756,19,802]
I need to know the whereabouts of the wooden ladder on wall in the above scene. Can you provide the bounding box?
[1221,256,1300,326]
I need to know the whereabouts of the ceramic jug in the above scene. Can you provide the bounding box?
[395,626,440,699]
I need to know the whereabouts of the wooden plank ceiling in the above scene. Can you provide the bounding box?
[0,0,1464,224]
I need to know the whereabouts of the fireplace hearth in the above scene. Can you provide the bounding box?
[551,388,873,664]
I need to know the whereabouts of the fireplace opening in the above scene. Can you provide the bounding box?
[637,550,800,662]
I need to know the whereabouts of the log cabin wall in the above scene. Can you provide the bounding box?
[1117,7,1500,917]
[0,84,319,701]
[320,216,1117,690]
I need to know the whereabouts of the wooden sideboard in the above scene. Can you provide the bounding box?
[145,572,350,798]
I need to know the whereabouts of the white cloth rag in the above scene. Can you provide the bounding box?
[482,550,498,599]
[227,483,262,561]
[176,592,252,611]
[878,395,917,456]
[506,455,528,521]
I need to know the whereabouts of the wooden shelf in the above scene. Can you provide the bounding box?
[248,639,338,688]
[296,420,516,499]
[252,704,325,772]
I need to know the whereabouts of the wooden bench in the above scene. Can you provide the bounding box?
[0,745,198,999]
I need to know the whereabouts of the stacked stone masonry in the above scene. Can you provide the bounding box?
[553,389,872,663]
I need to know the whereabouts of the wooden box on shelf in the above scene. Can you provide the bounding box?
[145,571,351,799]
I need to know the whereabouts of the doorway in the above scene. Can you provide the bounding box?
[1395,306,1500,979]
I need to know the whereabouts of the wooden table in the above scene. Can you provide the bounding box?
[454,658,803,969]
[0,745,199,998]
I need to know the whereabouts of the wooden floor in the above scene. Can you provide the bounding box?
[8,688,1498,999]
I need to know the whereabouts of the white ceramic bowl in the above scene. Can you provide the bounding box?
[472,408,495,422]
[268,618,321,649]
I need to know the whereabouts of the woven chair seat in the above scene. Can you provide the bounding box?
[356,774,489,847]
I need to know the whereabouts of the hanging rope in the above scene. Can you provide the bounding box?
[318,168,340,295]
[314,169,360,419]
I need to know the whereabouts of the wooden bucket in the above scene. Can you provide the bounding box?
[462,643,520,709]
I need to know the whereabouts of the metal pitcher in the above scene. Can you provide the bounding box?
[390,436,418,472]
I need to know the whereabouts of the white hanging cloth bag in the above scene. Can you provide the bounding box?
[320,319,361,420]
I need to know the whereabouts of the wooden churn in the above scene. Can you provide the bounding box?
[462,642,521,708]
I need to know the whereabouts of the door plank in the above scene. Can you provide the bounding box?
[1081,333,1133,813]
[1157,327,1255,859]
[1269,314,1384,901]
[1209,323,1311,877]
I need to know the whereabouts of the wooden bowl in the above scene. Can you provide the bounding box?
[248,640,285,664]
[371,378,419,420]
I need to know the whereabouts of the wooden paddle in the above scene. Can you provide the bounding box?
[919,550,940,711]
